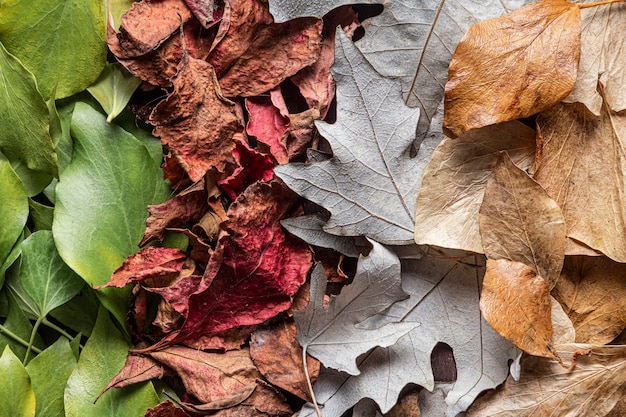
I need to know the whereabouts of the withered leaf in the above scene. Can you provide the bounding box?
[217,141,275,201]
[110,0,193,59]
[481,259,556,359]
[467,344,626,417]
[479,152,565,287]
[145,400,191,417]
[96,246,188,289]
[444,0,580,137]
[171,384,256,414]
[176,181,311,340]
[218,17,323,97]
[553,256,626,344]
[250,318,320,402]
[99,353,172,399]
[564,0,626,115]
[245,96,290,164]
[534,102,626,263]
[414,121,536,253]
[149,53,243,181]
[184,0,223,28]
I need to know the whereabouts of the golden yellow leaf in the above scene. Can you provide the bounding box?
[443,0,580,138]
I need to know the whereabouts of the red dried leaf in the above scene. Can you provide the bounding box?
[245,96,290,164]
[218,141,275,200]
[176,181,311,340]
[141,180,208,246]
[183,326,254,351]
[207,0,274,77]
[184,0,224,28]
[218,17,323,97]
[99,353,172,399]
[150,54,244,181]
[250,318,320,401]
[147,346,291,417]
[96,247,188,289]
[291,6,360,119]
[147,274,204,318]
[145,401,191,417]
[109,0,193,59]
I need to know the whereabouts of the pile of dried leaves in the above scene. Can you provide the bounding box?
[2,0,626,416]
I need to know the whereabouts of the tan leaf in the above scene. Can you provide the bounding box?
[467,344,626,417]
[479,152,565,286]
[443,0,580,137]
[250,318,320,402]
[553,256,626,344]
[534,102,626,263]
[149,54,243,181]
[414,121,535,253]
[564,0,626,115]
[481,259,556,359]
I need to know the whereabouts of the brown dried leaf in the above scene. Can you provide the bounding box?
[564,0,626,115]
[534,101,626,263]
[481,259,556,359]
[444,0,580,137]
[218,17,323,97]
[99,353,172,399]
[414,121,536,253]
[149,54,244,181]
[479,152,565,287]
[250,318,320,401]
[145,400,191,417]
[467,344,626,417]
[553,256,626,344]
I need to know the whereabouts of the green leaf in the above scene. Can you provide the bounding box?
[0,290,35,361]
[27,199,54,232]
[19,231,84,317]
[0,152,28,278]
[0,42,57,176]
[0,0,106,100]
[53,101,170,326]
[49,288,98,337]
[87,63,142,123]
[64,307,159,417]
[0,230,24,289]
[26,338,77,417]
[0,345,36,417]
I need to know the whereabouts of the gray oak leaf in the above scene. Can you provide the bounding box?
[295,240,418,375]
[275,30,424,245]
[299,250,519,417]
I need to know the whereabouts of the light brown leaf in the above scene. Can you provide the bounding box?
[467,344,626,417]
[443,0,580,137]
[553,256,626,344]
[479,152,565,287]
[564,0,626,115]
[414,121,535,253]
[149,54,244,181]
[534,101,626,263]
[481,259,556,359]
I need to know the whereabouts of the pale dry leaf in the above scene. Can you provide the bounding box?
[275,29,422,245]
[534,102,626,263]
[479,152,565,287]
[295,241,417,375]
[467,344,626,417]
[299,251,519,417]
[553,256,626,344]
[564,0,626,115]
[444,0,580,138]
[414,121,535,253]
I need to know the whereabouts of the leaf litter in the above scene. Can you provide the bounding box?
[6,0,626,416]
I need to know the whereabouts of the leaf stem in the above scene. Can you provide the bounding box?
[42,318,83,349]
[0,323,42,354]
[302,346,323,417]
[23,316,44,364]
[578,0,625,9]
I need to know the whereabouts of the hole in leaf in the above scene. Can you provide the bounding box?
[431,342,457,382]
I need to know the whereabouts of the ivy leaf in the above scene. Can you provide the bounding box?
[0,346,36,417]
[53,102,171,326]
[275,30,422,245]
[295,241,417,375]
[87,63,142,123]
[0,0,106,100]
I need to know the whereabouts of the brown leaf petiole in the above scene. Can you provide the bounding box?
[578,0,625,9]
[302,346,323,417]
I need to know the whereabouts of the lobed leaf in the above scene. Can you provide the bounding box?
[0,346,36,417]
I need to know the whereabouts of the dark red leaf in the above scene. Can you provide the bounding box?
[245,96,290,164]
[145,401,191,417]
[218,141,275,200]
[184,0,224,28]
[99,353,173,400]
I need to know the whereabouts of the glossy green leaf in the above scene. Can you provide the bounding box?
[0,345,36,417]
[0,0,106,100]
[53,101,170,326]
[19,231,84,317]
[0,290,35,361]
[0,230,24,289]
[87,63,142,123]
[26,338,77,417]
[0,152,28,278]
[27,199,54,232]
[64,307,159,417]
[109,0,135,29]
[0,42,57,176]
